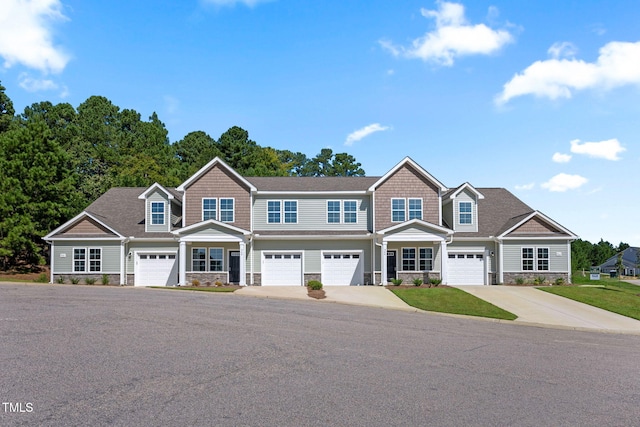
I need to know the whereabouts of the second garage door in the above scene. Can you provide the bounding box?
[262,253,302,286]
[447,253,485,285]
[322,252,364,286]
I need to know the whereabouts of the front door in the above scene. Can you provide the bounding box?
[386,250,397,282]
[229,251,240,283]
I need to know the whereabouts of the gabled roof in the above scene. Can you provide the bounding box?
[247,176,379,193]
[368,157,448,192]
[44,211,125,240]
[377,219,453,236]
[443,182,485,201]
[173,219,250,236]
[498,210,578,239]
[177,157,256,192]
[138,182,182,204]
[598,247,640,270]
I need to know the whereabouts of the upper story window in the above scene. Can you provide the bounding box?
[408,198,422,220]
[267,201,281,223]
[327,201,341,223]
[220,198,234,222]
[151,202,165,225]
[392,199,406,222]
[459,202,472,224]
[203,198,217,221]
[284,201,297,223]
[343,201,357,223]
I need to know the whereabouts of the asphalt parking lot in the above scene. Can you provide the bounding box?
[2,283,640,426]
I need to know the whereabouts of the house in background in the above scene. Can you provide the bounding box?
[598,247,640,277]
[44,157,578,287]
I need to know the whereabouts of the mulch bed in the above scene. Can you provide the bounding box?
[307,288,326,299]
[0,267,49,282]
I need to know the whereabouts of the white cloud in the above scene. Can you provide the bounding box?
[18,72,68,97]
[547,42,577,59]
[201,0,271,7]
[380,1,513,66]
[0,0,70,74]
[515,182,535,191]
[345,123,390,146]
[570,138,626,161]
[496,40,640,104]
[552,152,572,163]
[541,173,588,192]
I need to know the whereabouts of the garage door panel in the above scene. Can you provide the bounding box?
[322,253,363,286]
[262,253,302,286]
[447,253,485,285]
[136,253,178,286]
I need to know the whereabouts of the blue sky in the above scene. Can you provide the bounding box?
[1,0,639,245]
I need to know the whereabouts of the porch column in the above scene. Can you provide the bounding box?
[381,241,388,285]
[440,240,448,285]
[179,240,187,286]
[239,241,247,286]
[120,240,126,285]
[498,240,504,284]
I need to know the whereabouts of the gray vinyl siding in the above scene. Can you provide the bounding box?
[502,240,569,272]
[453,190,477,232]
[386,243,442,272]
[53,240,122,273]
[126,242,179,274]
[442,202,453,228]
[252,239,371,273]
[253,195,371,231]
[146,190,170,232]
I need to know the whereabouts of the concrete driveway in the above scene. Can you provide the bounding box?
[454,285,640,333]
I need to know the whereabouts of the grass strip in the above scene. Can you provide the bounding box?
[391,287,517,320]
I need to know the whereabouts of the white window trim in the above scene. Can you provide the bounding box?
[219,198,235,223]
[391,198,406,223]
[521,246,550,272]
[267,200,282,224]
[408,198,423,221]
[419,247,433,271]
[192,247,207,272]
[73,247,102,273]
[459,201,473,225]
[208,247,225,272]
[401,247,417,271]
[151,201,166,225]
[343,200,358,224]
[283,200,298,224]
[202,198,217,221]
[327,200,341,224]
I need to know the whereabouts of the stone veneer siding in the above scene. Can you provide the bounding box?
[187,272,231,285]
[502,272,569,285]
[53,273,121,285]
[396,271,441,284]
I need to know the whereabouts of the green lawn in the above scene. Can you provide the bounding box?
[391,287,517,320]
[150,286,238,292]
[539,276,640,320]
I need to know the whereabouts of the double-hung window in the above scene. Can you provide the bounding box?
[284,201,297,223]
[209,248,223,272]
[151,202,165,225]
[220,198,234,222]
[343,201,357,223]
[192,248,206,271]
[459,202,472,225]
[522,248,534,271]
[419,248,433,271]
[89,248,101,272]
[522,247,550,271]
[74,248,101,272]
[392,199,406,222]
[327,201,341,223]
[402,248,416,271]
[74,248,86,272]
[203,198,217,221]
[408,198,422,220]
[537,248,549,271]
[267,201,281,223]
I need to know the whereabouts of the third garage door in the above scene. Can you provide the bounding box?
[447,253,485,285]
[322,252,364,286]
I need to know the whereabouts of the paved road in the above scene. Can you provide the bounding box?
[2,283,640,426]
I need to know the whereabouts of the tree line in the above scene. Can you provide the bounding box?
[0,82,364,270]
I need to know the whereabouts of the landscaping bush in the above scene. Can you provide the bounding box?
[101,274,110,285]
[554,277,565,286]
[412,278,423,287]
[307,280,323,290]
[390,278,403,286]
[71,277,80,284]
[192,279,200,287]
[429,278,442,286]
[515,277,525,285]
[85,277,96,285]
[36,273,48,283]
[214,280,223,287]
[56,276,65,284]
[534,276,546,285]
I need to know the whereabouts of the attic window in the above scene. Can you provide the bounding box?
[151,202,165,225]
[459,202,472,225]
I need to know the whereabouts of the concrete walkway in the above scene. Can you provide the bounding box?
[454,285,640,333]
[235,285,415,311]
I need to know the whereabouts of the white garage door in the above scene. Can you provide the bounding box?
[322,252,364,286]
[447,253,485,285]
[262,253,302,286]
[136,253,178,286]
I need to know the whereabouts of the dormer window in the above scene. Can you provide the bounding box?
[151,202,165,225]
[459,202,472,224]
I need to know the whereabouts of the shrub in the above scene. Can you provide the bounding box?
[533,276,546,285]
[36,273,48,283]
[101,274,110,286]
[56,276,65,284]
[191,279,200,287]
[412,278,423,287]
[554,277,565,286]
[85,277,96,285]
[71,277,80,284]
[307,280,323,290]
[390,278,403,286]
[214,281,223,287]
[429,278,442,286]
[515,277,525,285]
